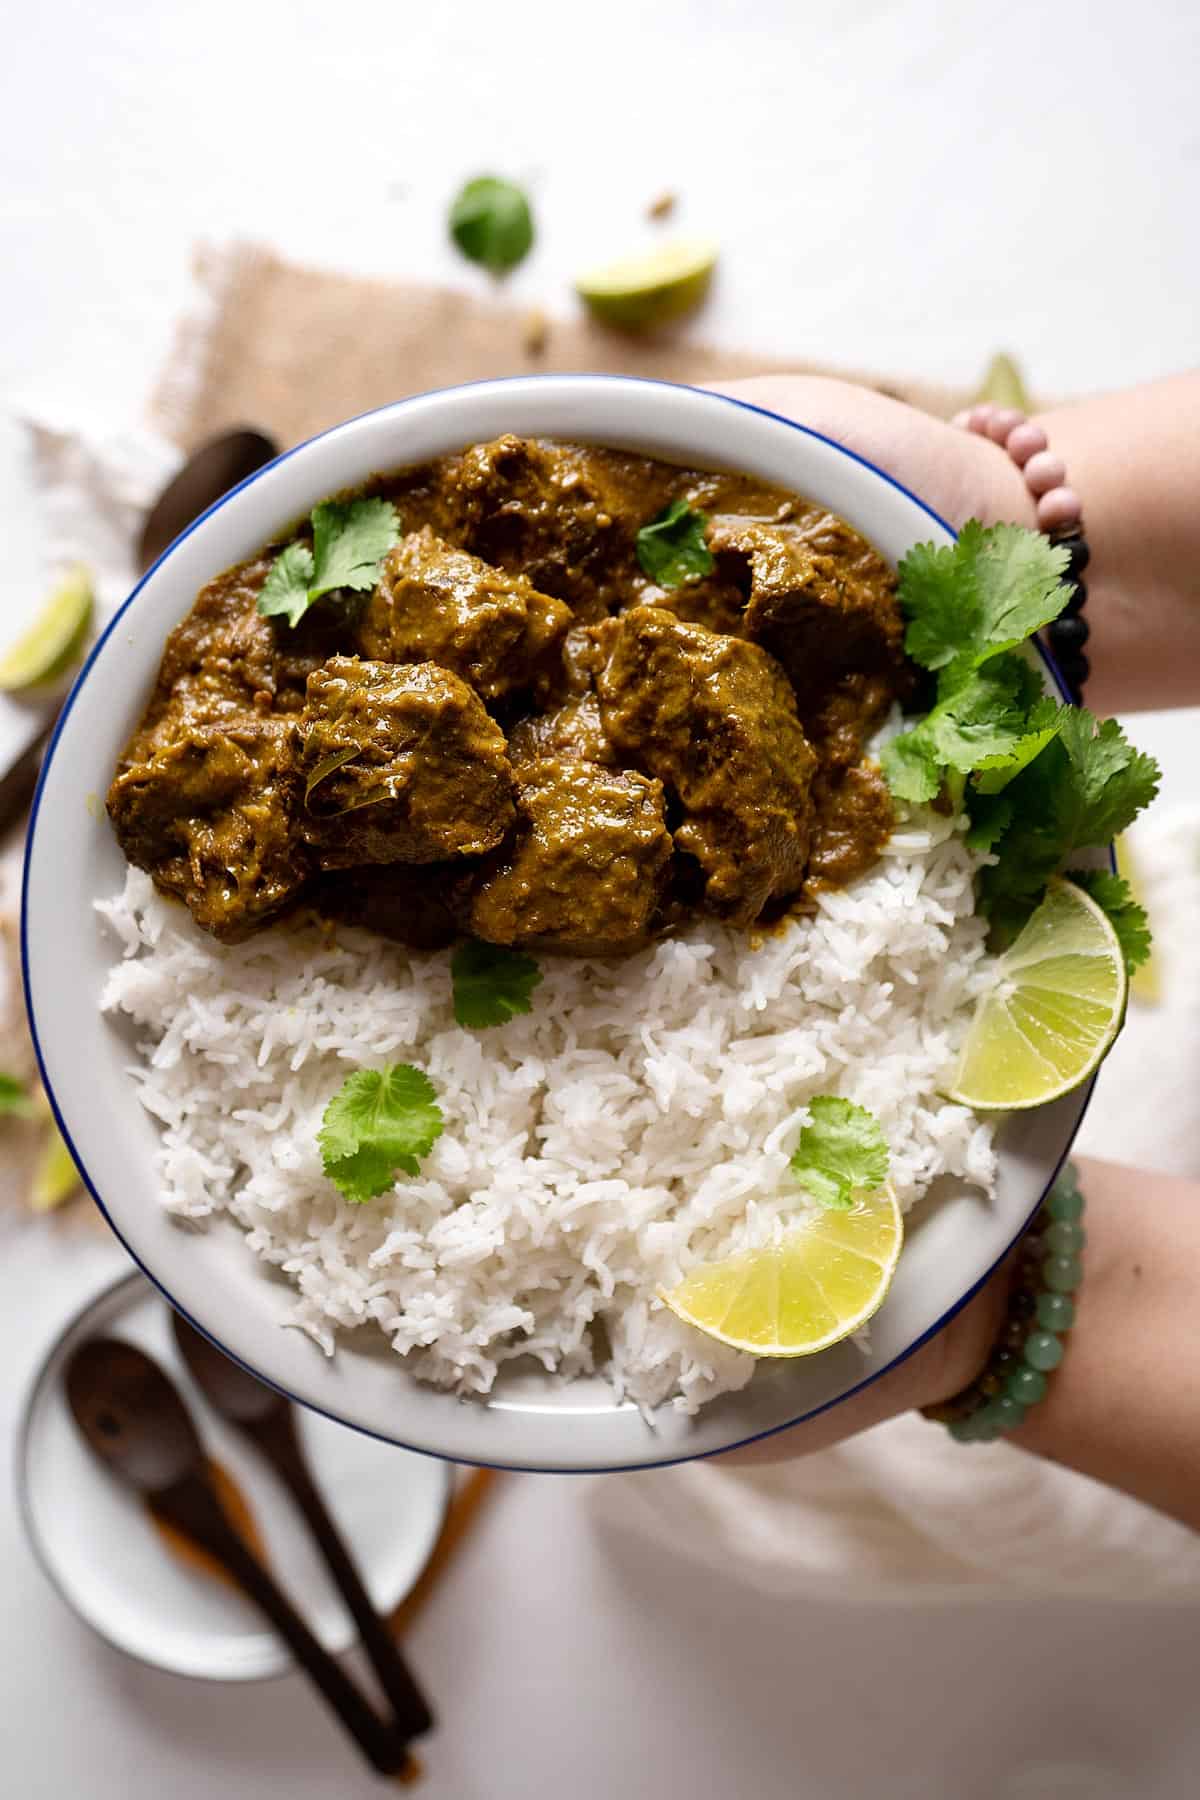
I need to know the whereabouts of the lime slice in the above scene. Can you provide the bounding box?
[576,238,717,330]
[948,876,1127,1111]
[660,1185,902,1357]
[0,565,94,692]
[30,1123,83,1212]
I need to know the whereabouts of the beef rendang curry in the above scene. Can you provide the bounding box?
[108,436,908,955]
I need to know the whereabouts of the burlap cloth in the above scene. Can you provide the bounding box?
[151,242,967,451]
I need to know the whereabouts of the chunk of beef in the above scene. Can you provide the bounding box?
[315,864,463,950]
[507,693,616,768]
[445,436,674,619]
[707,518,905,716]
[107,716,308,942]
[807,763,894,888]
[358,528,572,699]
[296,656,514,869]
[803,671,897,775]
[469,757,671,955]
[594,607,816,926]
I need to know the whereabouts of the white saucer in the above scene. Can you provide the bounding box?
[17,1271,452,1682]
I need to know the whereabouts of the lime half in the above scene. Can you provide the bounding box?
[0,565,94,692]
[949,877,1127,1111]
[661,1185,902,1357]
[576,237,717,331]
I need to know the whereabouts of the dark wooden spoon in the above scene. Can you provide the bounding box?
[65,1337,412,1778]
[0,426,279,837]
[138,428,278,571]
[171,1313,434,1742]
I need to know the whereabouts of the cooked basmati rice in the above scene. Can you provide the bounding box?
[97,807,997,1412]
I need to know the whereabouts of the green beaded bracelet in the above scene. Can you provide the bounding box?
[922,1162,1084,1444]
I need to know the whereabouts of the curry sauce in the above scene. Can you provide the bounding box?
[108,436,906,954]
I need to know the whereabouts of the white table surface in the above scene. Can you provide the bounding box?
[4,2,1200,1795]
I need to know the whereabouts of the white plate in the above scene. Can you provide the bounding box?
[22,375,1093,1472]
[17,1271,452,1681]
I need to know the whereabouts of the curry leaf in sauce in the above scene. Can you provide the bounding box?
[448,176,535,276]
[789,1096,889,1211]
[635,499,715,589]
[319,1064,444,1204]
[258,499,401,629]
[451,939,543,1029]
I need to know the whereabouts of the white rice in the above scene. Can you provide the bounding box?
[97,807,998,1413]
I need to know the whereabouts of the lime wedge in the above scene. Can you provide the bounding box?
[0,565,94,692]
[576,238,717,331]
[660,1185,902,1357]
[30,1123,83,1212]
[948,877,1127,1111]
[975,351,1032,413]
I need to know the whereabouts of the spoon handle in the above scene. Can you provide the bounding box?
[254,1410,434,1739]
[152,1474,411,1777]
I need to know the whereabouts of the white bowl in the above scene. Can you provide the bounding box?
[22,376,1091,1473]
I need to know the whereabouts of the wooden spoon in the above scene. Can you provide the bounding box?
[65,1337,413,1779]
[171,1312,433,1741]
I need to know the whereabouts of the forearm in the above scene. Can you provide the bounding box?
[1011,1155,1200,1530]
[1033,374,1200,714]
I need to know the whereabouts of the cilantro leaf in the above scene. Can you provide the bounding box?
[980,710,1161,919]
[972,696,1062,794]
[258,542,316,627]
[449,176,535,275]
[880,727,942,804]
[310,498,400,600]
[899,521,1070,680]
[963,790,1013,852]
[881,654,1041,801]
[451,939,543,1029]
[1069,869,1153,975]
[789,1096,890,1212]
[636,500,715,589]
[0,1072,32,1118]
[318,1065,443,1204]
[257,499,400,629]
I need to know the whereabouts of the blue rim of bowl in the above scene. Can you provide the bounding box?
[20,373,1098,1475]
[14,1268,455,1680]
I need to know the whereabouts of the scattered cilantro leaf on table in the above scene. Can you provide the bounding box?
[258,498,400,628]
[636,500,715,588]
[789,1096,890,1211]
[0,1073,32,1118]
[1069,870,1152,976]
[318,1065,443,1205]
[451,939,543,1029]
[449,176,535,275]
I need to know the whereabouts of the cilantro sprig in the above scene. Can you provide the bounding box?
[790,1096,890,1211]
[636,500,715,589]
[318,1064,443,1205]
[258,497,400,628]
[1069,870,1152,977]
[881,519,1161,944]
[451,939,543,1029]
